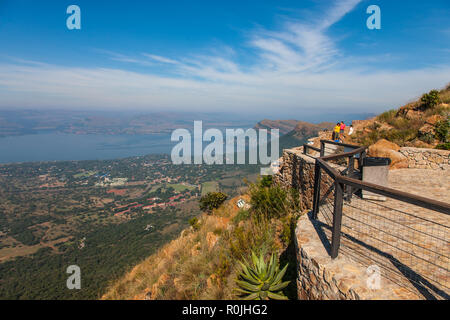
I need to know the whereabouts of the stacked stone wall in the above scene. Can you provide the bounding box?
[399,147,449,170]
[273,147,334,211]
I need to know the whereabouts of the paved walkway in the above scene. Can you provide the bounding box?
[317,169,449,299]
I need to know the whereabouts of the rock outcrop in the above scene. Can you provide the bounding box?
[368,139,408,169]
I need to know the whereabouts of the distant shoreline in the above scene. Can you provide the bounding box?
[0,132,174,164]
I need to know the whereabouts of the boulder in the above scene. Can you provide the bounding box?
[404,109,421,120]
[411,139,434,149]
[352,119,374,133]
[425,114,444,126]
[418,123,435,136]
[371,139,401,151]
[368,139,408,169]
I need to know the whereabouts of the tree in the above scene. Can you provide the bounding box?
[421,90,440,109]
[435,119,449,143]
[199,192,228,214]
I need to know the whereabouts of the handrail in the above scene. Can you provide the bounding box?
[316,158,339,180]
[320,146,366,161]
[316,150,450,215]
[303,144,321,154]
[338,174,450,215]
[320,139,362,149]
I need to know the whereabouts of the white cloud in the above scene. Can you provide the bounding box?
[141,54,180,65]
[0,0,448,116]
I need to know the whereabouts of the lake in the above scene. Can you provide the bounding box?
[0,133,175,163]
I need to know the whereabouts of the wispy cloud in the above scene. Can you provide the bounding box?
[0,0,448,116]
[142,54,180,65]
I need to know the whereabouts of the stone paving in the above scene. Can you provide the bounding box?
[317,169,450,299]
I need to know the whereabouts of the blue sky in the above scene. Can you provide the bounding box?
[0,0,449,117]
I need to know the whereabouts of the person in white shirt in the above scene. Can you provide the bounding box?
[348,125,354,136]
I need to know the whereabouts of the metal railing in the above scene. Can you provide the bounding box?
[308,140,450,299]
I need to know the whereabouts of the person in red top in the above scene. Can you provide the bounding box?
[339,121,346,140]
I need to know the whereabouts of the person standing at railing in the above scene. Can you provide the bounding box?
[333,123,340,142]
[348,124,354,136]
[340,121,346,141]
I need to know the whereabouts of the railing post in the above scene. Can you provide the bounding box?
[358,150,366,170]
[346,156,354,201]
[303,145,307,155]
[320,141,325,157]
[312,161,321,219]
[331,181,344,259]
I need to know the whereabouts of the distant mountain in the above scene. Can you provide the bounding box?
[253,120,334,151]
[254,119,299,135]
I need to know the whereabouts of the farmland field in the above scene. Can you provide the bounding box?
[201,181,219,196]
[167,183,197,192]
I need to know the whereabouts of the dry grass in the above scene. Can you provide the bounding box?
[102,184,300,300]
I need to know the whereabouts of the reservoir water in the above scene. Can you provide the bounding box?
[0,133,175,163]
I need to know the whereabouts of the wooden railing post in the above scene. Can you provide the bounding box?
[312,161,321,219]
[331,181,344,259]
[346,156,354,201]
[358,150,366,169]
[320,141,325,157]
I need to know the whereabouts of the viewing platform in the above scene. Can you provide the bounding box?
[275,140,450,299]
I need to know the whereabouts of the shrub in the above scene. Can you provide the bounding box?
[439,86,450,104]
[419,132,434,144]
[436,142,450,150]
[235,251,289,300]
[249,182,288,219]
[421,90,440,109]
[188,217,200,231]
[233,209,250,225]
[377,109,397,124]
[228,216,277,262]
[259,175,273,188]
[199,192,228,214]
[435,119,449,143]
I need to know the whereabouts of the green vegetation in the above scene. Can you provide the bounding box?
[166,183,196,192]
[103,173,301,300]
[188,217,200,231]
[420,90,440,109]
[233,209,250,225]
[0,153,260,299]
[436,142,450,150]
[435,119,449,143]
[353,87,450,147]
[201,181,219,196]
[248,176,299,220]
[0,207,193,299]
[376,109,397,123]
[199,192,228,214]
[235,251,289,300]
[73,171,97,179]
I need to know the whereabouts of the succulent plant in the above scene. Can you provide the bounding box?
[235,251,289,300]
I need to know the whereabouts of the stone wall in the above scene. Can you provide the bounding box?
[399,147,450,170]
[273,147,334,211]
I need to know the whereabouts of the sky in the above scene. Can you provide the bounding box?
[0,0,449,118]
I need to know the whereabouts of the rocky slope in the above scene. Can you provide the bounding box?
[350,85,449,149]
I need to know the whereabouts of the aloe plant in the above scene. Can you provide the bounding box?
[235,251,290,300]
